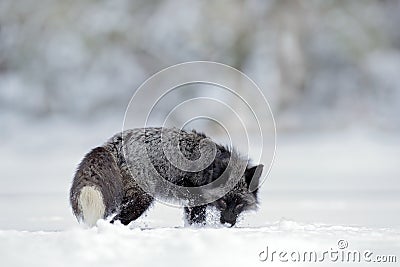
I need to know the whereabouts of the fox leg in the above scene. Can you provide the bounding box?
[184,205,207,225]
[111,183,154,225]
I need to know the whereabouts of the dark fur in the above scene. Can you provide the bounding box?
[70,127,263,227]
[70,147,124,221]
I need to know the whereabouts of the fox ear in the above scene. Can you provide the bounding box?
[245,164,264,192]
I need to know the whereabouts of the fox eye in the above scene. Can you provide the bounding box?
[218,199,227,210]
[234,204,244,213]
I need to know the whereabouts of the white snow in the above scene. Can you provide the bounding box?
[0,220,399,267]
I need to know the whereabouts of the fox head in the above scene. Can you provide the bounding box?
[213,164,264,227]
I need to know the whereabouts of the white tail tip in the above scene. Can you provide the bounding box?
[78,186,105,227]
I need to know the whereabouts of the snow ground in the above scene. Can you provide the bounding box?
[0,119,399,266]
[1,220,399,267]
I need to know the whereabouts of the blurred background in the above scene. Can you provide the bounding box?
[0,0,399,230]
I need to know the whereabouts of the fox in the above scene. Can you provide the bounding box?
[70,127,264,227]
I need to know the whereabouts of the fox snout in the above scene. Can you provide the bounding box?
[220,211,237,227]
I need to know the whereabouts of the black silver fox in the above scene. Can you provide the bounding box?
[70,127,263,227]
